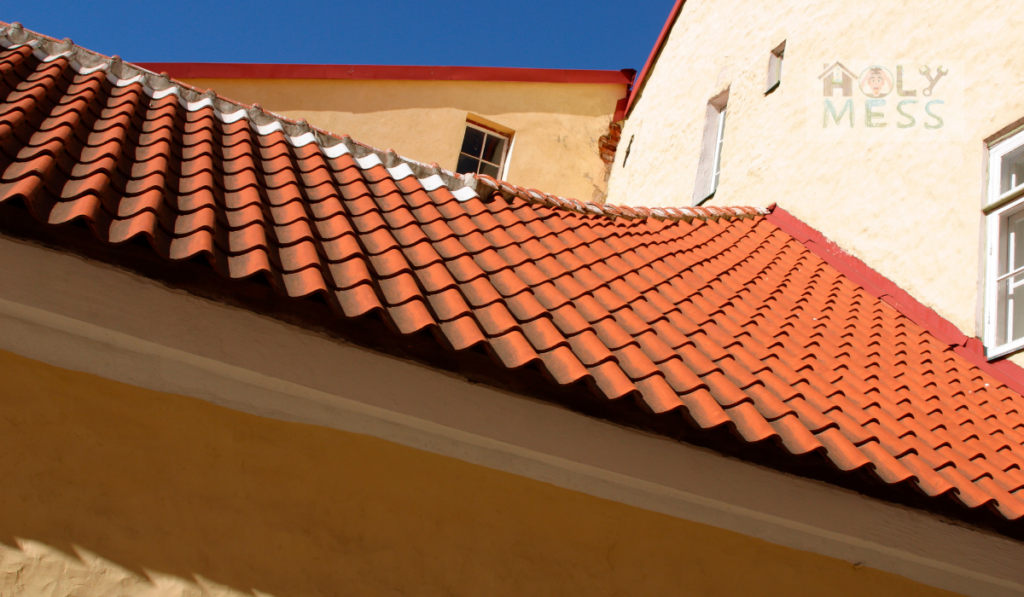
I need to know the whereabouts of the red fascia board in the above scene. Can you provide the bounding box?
[135,63,635,86]
[613,97,629,122]
[766,204,1024,397]
[624,0,686,117]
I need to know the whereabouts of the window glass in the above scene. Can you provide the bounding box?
[460,127,486,158]
[479,162,500,178]
[693,93,729,205]
[994,209,1024,346]
[1001,212,1024,343]
[457,154,480,176]
[766,42,786,93]
[1012,276,1024,342]
[711,108,727,193]
[1012,211,1024,270]
[456,124,510,179]
[1000,145,1024,195]
[482,135,506,164]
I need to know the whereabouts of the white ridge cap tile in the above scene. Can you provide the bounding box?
[356,154,383,169]
[452,187,479,202]
[149,87,180,100]
[419,174,445,191]
[107,73,144,87]
[38,50,72,62]
[76,62,109,75]
[253,121,285,135]
[387,163,414,181]
[288,132,317,148]
[184,97,215,111]
[2,39,39,50]
[215,109,248,124]
[322,143,351,158]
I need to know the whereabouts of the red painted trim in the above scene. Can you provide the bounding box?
[624,0,686,117]
[766,204,1024,397]
[613,97,628,122]
[135,63,635,86]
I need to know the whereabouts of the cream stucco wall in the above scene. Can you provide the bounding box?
[0,348,965,597]
[183,78,624,202]
[608,0,1021,347]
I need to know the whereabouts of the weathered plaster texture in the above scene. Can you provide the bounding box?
[608,0,1022,341]
[183,78,624,202]
[0,349,966,597]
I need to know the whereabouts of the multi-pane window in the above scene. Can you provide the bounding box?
[984,129,1024,356]
[456,123,509,179]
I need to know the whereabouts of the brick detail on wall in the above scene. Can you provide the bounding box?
[592,120,623,204]
[598,121,623,165]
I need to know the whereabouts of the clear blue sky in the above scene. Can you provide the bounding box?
[4,1,674,72]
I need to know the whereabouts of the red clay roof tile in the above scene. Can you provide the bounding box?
[7,23,1024,528]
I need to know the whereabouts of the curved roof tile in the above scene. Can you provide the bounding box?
[3,22,1024,526]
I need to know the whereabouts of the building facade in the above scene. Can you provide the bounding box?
[609,0,1024,368]
[3,11,1024,597]
[145,62,632,203]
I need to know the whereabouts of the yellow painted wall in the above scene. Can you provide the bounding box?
[184,77,624,202]
[0,348,962,597]
[608,0,1022,345]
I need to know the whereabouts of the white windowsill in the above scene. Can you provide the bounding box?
[985,337,1024,360]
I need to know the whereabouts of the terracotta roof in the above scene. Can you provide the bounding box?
[4,23,1024,530]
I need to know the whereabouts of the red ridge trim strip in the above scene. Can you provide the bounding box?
[766,204,1024,397]
[135,63,636,86]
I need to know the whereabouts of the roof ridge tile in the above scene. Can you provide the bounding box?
[7,21,752,225]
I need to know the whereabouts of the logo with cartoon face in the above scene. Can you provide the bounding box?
[859,66,893,98]
[815,61,958,134]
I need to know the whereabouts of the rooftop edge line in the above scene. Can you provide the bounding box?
[133,63,637,86]
[766,204,1024,397]
[624,0,686,117]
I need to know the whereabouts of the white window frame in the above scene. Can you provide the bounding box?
[983,128,1024,358]
[710,106,727,195]
[692,90,729,205]
[458,122,511,180]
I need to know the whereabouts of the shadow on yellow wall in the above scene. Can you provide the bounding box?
[0,349,960,597]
